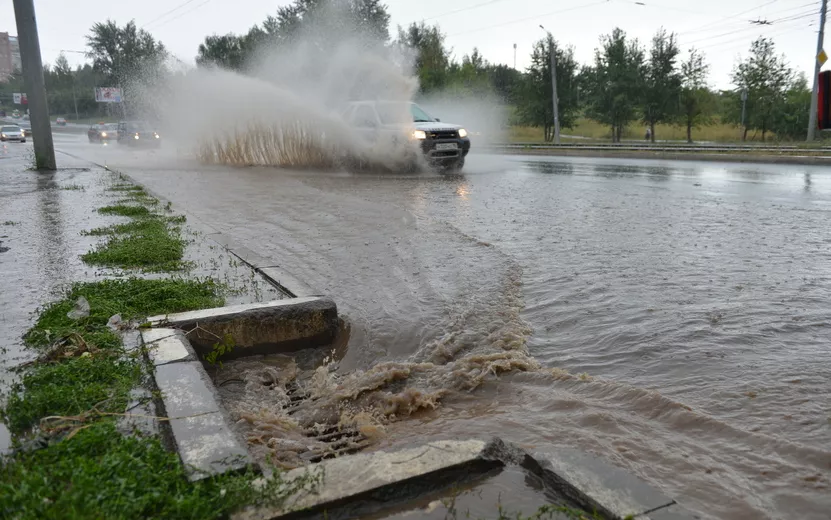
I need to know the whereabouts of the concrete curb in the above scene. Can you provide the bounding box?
[493,147,831,165]
[140,328,252,481]
[147,298,339,359]
[232,437,701,520]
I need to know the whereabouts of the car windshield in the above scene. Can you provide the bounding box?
[106,124,118,130]
[376,102,435,124]
[1,126,20,132]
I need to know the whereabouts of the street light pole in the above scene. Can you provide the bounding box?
[12,0,55,170]
[540,25,561,145]
[807,0,828,141]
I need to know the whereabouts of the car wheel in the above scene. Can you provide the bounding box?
[21,139,26,143]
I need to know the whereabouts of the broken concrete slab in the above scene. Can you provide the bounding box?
[141,328,194,366]
[147,298,339,359]
[636,504,703,520]
[530,447,674,519]
[257,267,319,298]
[233,439,503,520]
[154,361,251,480]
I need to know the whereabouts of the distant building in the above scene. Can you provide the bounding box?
[0,32,21,82]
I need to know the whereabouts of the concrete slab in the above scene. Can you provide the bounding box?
[141,328,194,366]
[233,439,502,520]
[147,298,339,359]
[154,361,252,480]
[531,447,674,519]
[636,504,703,520]
[257,267,319,298]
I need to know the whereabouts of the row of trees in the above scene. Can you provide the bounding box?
[400,23,809,142]
[1,0,812,141]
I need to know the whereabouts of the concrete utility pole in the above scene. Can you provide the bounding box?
[808,0,828,141]
[13,0,55,170]
[540,25,561,145]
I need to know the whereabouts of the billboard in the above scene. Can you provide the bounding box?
[12,92,26,104]
[94,87,123,103]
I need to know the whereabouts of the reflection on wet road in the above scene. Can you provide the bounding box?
[49,135,831,519]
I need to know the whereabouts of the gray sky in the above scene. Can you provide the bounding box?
[2,0,827,89]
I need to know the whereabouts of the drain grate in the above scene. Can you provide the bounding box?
[283,380,372,463]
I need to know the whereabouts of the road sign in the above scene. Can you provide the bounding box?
[820,49,828,66]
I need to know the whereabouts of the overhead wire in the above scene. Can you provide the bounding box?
[140,0,201,29]
[421,0,511,22]
[149,0,216,30]
[447,0,611,37]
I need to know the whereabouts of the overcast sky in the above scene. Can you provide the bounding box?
[1,0,827,89]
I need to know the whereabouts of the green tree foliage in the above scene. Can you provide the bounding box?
[85,20,166,85]
[197,0,391,70]
[770,73,811,140]
[584,28,644,142]
[515,37,579,141]
[730,37,792,141]
[679,48,714,143]
[397,22,451,93]
[641,29,681,142]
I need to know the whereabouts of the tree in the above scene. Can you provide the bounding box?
[86,20,166,85]
[730,37,792,141]
[397,22,451,93]
[515,37,579,141]
[641,29,681,142]
[770,73,811,140]
[196,0,391,71]
[679,48,714,143]
[584,28,644,142]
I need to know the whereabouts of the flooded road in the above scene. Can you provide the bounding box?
[57,137,831,519]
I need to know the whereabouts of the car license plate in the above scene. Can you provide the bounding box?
[435,143,457,150]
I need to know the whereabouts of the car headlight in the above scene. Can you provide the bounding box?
[458,128,468,138]
[412,129,427,140]
[134,134,140,140]
[154,133,160,139]
[101,132,107,137]
[1,134,5,138]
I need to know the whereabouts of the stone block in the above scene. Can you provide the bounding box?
[141,328,194,366]
[531,447,674,519]
[233,439,502,520]
[636,504,704,520]
[154,362,251,480]
[147,298,339,358]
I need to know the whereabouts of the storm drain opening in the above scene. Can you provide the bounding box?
[210,347,373,470]
[146,298,370,470]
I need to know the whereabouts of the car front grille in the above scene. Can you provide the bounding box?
[428,130,458,139]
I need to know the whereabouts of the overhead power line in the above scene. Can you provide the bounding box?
[149,0,216,30]
[422,0,511,22]
[447,0,610,37]
[140,0,201,29]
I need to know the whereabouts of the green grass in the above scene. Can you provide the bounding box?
[2,221,18,226]
[81,218,187,271]
[509,117,768,143]
[97,205,152,218]
[2,357,140,434]
[24,278,224,350]
[0,421,316,520]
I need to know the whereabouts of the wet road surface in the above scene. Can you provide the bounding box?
[35,135,831,518]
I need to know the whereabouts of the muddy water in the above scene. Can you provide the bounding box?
[65,139,831,519]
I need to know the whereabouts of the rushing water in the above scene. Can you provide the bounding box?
[72,141,831,519]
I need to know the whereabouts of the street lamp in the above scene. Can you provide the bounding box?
[539,25,561,145]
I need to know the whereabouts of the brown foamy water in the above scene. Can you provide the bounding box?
[68,140,831,519]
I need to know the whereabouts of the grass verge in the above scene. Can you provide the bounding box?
[86,186,189,271]
[0,421,317,520]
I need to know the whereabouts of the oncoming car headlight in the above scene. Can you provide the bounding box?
[412,129,427,140]
[101,132,107,137]
[134,133,140,140]
[458,128,468,138]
